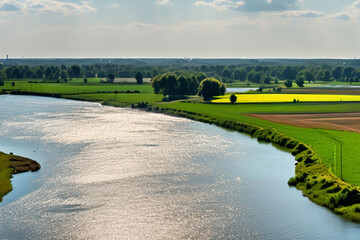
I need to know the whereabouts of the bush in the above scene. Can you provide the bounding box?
[230,94,237,104]
[285,80,293,87]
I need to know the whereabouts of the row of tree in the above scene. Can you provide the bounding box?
[151,72,226,100]
[151,73,207,95]
[3,64,360,84]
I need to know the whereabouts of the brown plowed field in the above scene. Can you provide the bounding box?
[248,112,360,133]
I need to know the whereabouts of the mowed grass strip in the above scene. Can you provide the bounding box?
[1,80,154,94]
[65,93,163,105]
[213,94,360,103]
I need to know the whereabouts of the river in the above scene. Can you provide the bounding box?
[1,95,360,239]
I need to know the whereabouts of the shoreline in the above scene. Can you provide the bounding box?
[3,92,360,222]
[0,151,41,202]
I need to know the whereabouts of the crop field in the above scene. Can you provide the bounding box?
[249,112,360,133]
[213,93,360,103]
[281,88,360,95]
[0,80,153,94]
[114,78,151,83]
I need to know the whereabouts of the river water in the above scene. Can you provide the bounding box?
[0,95,360,239]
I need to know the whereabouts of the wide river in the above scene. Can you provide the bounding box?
[1,95,360,239]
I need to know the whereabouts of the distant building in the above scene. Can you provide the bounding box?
[6,55,8,60]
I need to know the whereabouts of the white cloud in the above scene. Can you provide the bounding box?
[329,12,352,21]
[353,1,360,9]
[267,10,325,18]
[111,3,120,8]
[194,0,244,11]
[0,0,96,15]
[194,0,300,12]
[156,0,173,6]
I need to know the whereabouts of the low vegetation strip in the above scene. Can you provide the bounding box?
[213,94,360,103]
[0,152,40,202]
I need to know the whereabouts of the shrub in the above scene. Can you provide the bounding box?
[230,94,237,104]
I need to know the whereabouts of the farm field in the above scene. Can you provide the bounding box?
[0,80,153,94]
[213,93,360,103]
[114,78,151,83]
[282,88,360,95]
[249,112,360,133]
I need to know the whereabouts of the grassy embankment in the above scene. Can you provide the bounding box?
[3,79,360,220]
[0,153,13,202]
[0,152,40,202]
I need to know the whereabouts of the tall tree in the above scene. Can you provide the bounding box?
[135,72,143,85]
[0,70,6,86]
[198,78,226,100]
[71,65,81,77]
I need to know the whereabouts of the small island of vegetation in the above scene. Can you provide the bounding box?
[0,152,40,202]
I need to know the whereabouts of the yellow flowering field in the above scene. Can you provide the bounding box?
[212,94,360,103]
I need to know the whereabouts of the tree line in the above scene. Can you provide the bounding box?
[151,72,226,100]
[2,64,360,85]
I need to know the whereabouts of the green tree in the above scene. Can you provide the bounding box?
[177,76,190,95]
[317,70,331,81]
[233,68,247,82]
[342,67,355,81]
[107,74,115,83]
[0,70,6,86]
[284,80,293,87]
[196,73,207,82]
[261,76,272,84]
[135,72,143,85]
[247,71,256,82]
[198,78,226,100]
[282,66,297,80]
[230,94,237,104]
[296,76,305,87]
[44,67,52,79]
[71,65,81,77]
[332,66,342,80]
[60,71,67,80]
[11,67,21,79]
[222,68,232,79]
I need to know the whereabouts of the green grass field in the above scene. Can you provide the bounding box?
[1,79,153,94]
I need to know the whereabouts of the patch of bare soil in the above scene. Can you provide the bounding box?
[248,112,360,133]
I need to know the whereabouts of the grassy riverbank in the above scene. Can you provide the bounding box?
[2,80,360,221]
[0,152,40,202]
[0,153,14,202]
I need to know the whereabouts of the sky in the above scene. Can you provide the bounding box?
[0,0,359,58]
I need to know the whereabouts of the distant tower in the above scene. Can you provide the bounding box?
[6,55,8,60]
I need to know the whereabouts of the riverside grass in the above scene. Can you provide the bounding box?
[213,93,360,103]
[3,80,360,220]
[0,152,15,202]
